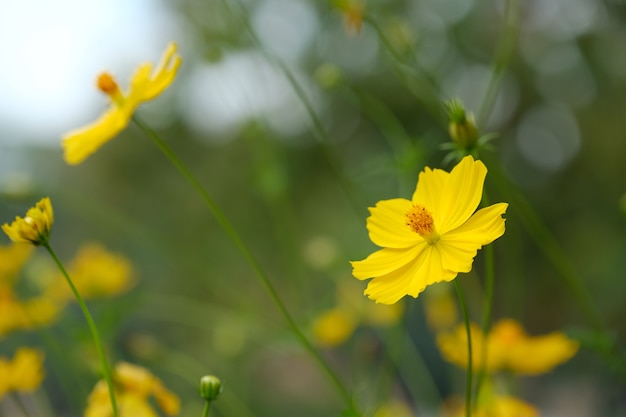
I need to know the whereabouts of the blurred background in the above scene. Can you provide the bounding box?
[1,0,626,416]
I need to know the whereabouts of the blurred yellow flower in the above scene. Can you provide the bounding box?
[2,197,54,246]
[313,308,357,347]
[46,243,135,301]
[443,381,538,417]
[85,362,180,417]
[0,242,33,284]
[62,43,181,165]
[0,286,63,337]
[352,156,508,304]
[312,280,403,347]
[0,348,45,400]
[437,319,579,375]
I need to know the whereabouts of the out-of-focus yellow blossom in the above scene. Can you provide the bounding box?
[352,156,508,304]
[2,197,54,246]
[0,286,63,337]
[62,43,181,165]
[437,319,579,375]
[0,348,45,400]
[313,280,403,347]
[46,243,134,301]
[0,242,33,284]
[85,362,180,417]
[313,308,357,347]
[443,380,538,417]
[374,400,413,417]
[423,284,458,331]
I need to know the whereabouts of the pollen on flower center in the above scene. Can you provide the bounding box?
[406,204,439,243]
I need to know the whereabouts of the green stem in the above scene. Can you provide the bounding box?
[132,116,358,414]
[202,401,211,417]
[454,280,472,417]
[43,243,119,417]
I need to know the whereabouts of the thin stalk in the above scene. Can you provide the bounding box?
[201,401,211,417]
[132,116,358,414]
[454,280,473,417]
[43,243,118,417]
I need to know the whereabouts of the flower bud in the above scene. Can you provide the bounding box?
[444,99,479,149]
[199,375,222,402]
[2,197,54,246]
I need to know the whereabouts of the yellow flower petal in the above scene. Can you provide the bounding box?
[366,198,419,248]
[62,107,130,165]
[142,42,182,101]
[438,203,508,272]
[412,166,448,216]
[364,247,456,304]
[437,156,487,233]
[9,348,45,392]
[351,243,427,280]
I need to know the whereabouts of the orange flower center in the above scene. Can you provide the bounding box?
[96,72,124,105]
[406,204,440,244]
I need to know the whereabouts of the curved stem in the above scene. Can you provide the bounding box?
[43,243,118,417]
[454,280,473,417]
[132,116,358,414]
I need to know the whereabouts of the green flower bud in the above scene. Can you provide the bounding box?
[199,375,222,402]
[444,98,479,149]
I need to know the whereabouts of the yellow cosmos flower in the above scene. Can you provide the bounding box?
[437,319,579,375]
[62,43,181,165]
[0,348,46,400]
[2,197,54,246]
[85,362,180,417]
[46,243,135,301]
[351,156,508,304]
